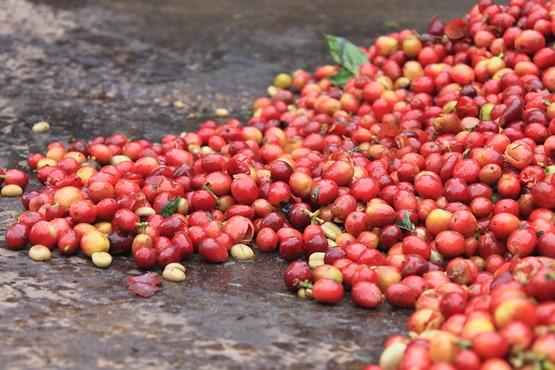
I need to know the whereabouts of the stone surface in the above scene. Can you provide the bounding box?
[0,0,475,368]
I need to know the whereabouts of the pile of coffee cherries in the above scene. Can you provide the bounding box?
[3,0,555,368]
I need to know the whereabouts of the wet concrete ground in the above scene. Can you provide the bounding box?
[0,0,476,369]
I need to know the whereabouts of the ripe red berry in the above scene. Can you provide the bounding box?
[283,260,311,291]
[198,238,229,263]
[310,179,339,206]
[385,283,418,308]
[230,175,259,205]
[472,332,509,359]
[113,209,139,233]
[133,247,157,269]
[436,230,466,257]
[4,223,29,251]
[28,220,58,249]
[69,200,97,224]
[351,282,382,309]
[312,278,344,304]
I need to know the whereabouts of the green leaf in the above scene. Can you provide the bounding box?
[394,212,415,232]
[455,339,472,349]
[328,67,354,88]
[352,354,372,363]
[383,20,400,29]
[479,102,494,120]
[325,34,369,75]
[159,197,181,218]
[311,186,320,201]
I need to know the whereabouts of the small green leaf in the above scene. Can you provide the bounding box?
[328,67,354,87]
[352,354,372,363]
[311,186,320,201]
[395,212,415,232]
[383,20,400,29]
[456,339,473,349]
[325,34,369,75]
[297,280,313,290]
[159,197,181,218]
[479,103,494,120]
